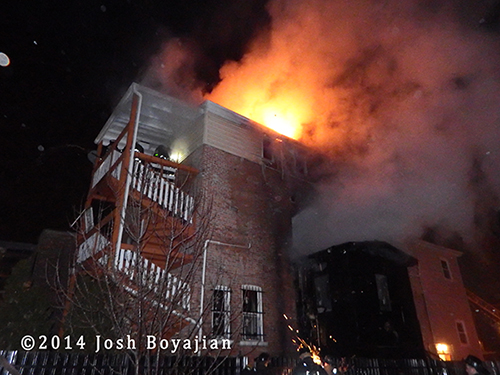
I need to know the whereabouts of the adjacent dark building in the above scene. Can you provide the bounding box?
[295,241,426,359]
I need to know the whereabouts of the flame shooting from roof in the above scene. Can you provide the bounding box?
[144,0,500,270]
[204,2,333,141]
[205,49,315,140]
[203,0,500,259]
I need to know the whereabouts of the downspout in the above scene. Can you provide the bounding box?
[198,240,251,346]
[114,88,142,267]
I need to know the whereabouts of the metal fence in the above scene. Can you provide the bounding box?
[2,352,500,375]
[0,352,237,375]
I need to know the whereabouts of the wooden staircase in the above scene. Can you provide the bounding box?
[73,93,199,336]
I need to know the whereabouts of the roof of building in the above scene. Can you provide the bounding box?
[310,240,418,267]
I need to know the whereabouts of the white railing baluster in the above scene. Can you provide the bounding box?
[114,247,121,270]
[188,196,194,222]
[174,188,179,216]
[182,191,186,218]
[147,170,154,199]
[158,178,164,206]
[136,164,143,192]
[162,179,168,208]
[132,160,140,189]
[153,175,159,202]
[166,273,171,299]
[168,186,173,212]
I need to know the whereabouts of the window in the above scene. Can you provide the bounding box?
[441,259,452,280]
[456,321,469,345]
[212,286,231,338]
[435,343,451,361]
[262,136,278,169]
[263,136,273,161]
[242,285,264,341]
[375,274,392,312]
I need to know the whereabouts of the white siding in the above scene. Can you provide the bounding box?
[204,111,263,164]
[175,114,205,162]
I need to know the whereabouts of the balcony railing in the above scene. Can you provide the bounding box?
[91,147,194,223]
[77,232,109,263]
[114,246,191,310]
[92,150,122,188]
[131,161,194,222]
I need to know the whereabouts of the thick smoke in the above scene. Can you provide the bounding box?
[206,0,500,257]
[147,0,500,259]
[140,38,206,104]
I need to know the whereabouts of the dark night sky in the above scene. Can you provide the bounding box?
[0,0,270,243]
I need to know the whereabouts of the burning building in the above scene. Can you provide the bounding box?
[72,78,489,361]
[73,82,316,356]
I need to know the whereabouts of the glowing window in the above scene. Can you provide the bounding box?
[436,343,451,361]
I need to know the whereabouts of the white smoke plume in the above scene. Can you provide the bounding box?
[146,0,500,259]
[140,38,205,104]
[206,0,500,257]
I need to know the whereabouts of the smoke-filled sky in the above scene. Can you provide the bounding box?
[145,0,500,258]
[3,0,500,264]
[284,0,500,256]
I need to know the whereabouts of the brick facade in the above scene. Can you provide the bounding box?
[186,144,299,356]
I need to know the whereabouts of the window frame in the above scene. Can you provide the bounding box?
[456,320,469,345]
[241,285,264,341]
[440,259,452,280]
[211,285,231,339]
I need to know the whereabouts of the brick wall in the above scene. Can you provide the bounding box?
[185,145,299,357]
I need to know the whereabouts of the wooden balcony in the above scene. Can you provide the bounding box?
[77,140,198,316]
[67,91,199,338]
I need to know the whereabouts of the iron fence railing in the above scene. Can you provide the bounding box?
[3,351,500,375]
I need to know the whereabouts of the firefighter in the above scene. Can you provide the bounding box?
[291,348,327,375]
[465,355,490,375]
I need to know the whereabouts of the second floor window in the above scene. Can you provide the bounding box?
[456,321,469,345]
[242,285,264,341]
[212,286,231,338]
[441,259,452,280]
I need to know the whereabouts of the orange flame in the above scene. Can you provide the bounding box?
[205,34,320,141]
[207,82,310,140]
